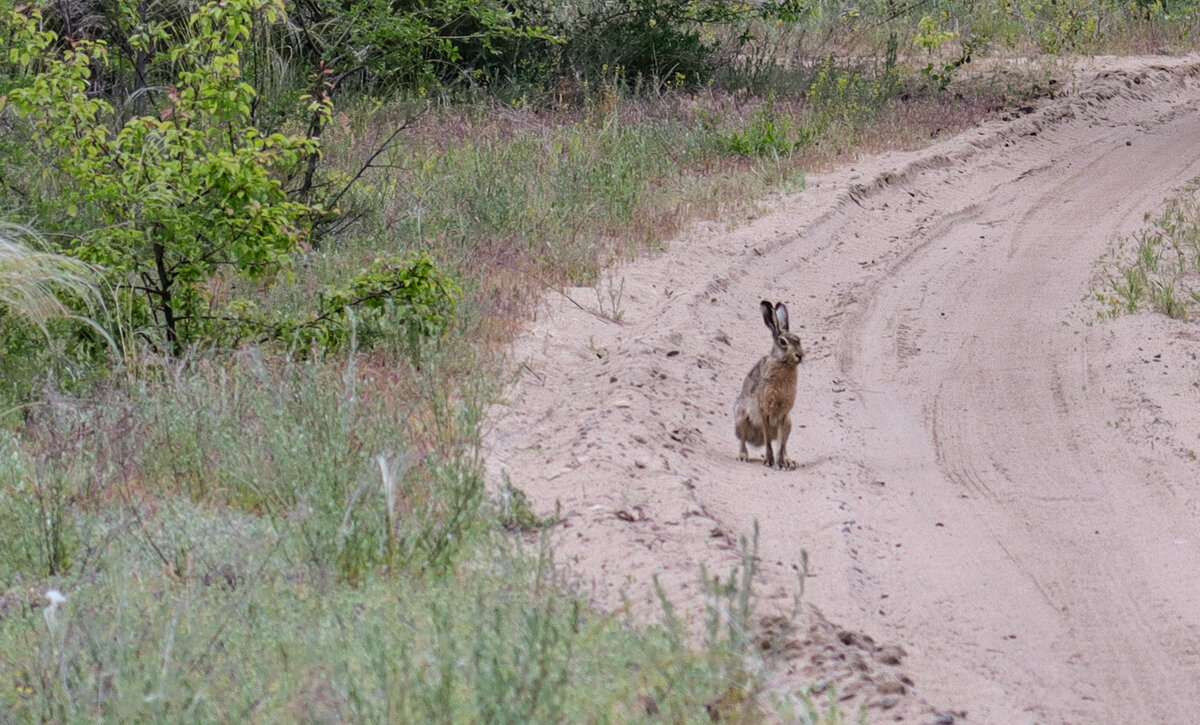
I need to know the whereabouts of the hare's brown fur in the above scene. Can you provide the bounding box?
[734,300,804,469]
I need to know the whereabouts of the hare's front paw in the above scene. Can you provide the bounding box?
[777,458,798,471]
[738,452,752,462]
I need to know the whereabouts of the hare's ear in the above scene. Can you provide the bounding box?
[760,300,778,333]
[774,302,790,332]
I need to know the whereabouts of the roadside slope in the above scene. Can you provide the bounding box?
[486,55,1200,722]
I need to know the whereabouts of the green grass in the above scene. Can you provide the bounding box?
[0,524,761,721]
[0,225,102,335]
[0,225,113,406]
[1096,183,1200,320]
[0,296,833,721]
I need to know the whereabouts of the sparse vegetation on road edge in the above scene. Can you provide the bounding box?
[1096,180,1200,320]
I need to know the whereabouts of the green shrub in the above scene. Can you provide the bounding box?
[3,1,458,358]
[3,0,325,354]
[459,0,773,94]
[283,0,555,92]
[561,0,721,88]
[214,252,460,355]
[713,94,817,157]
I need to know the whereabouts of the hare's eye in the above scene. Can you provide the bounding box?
[777,337,788,347]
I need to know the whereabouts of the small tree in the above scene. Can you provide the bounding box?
[3,0,460,356]
[4,0,323,354]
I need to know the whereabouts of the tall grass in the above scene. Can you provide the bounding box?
[0,224,101,337]
[0,224,114,419]
[0,348,810,721]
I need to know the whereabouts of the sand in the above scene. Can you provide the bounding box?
[485,54,1200,723]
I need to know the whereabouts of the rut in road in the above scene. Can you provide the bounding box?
[486,55,1200,722]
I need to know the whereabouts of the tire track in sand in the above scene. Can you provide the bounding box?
[825,60,1200,722]
[486,56,1200,723]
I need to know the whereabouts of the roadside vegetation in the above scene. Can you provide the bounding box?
[1098,181,1200,320]
[2,0,1198,719]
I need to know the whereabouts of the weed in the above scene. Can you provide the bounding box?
[715,94,817,157]
[595,272,627,322]
[0,431,77,581]
[496,472,557,532]
[1096,183,1200,319]
[0,498,818,722]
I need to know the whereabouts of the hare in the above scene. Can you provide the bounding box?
[734,300,804,469]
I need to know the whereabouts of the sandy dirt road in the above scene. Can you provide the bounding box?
[486,55,1200,723]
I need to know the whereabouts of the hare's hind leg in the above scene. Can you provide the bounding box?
[775,416,797,470]
[734,411,762,463]
[761,420,776,468]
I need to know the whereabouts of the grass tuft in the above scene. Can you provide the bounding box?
[1096,183,1200,319]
